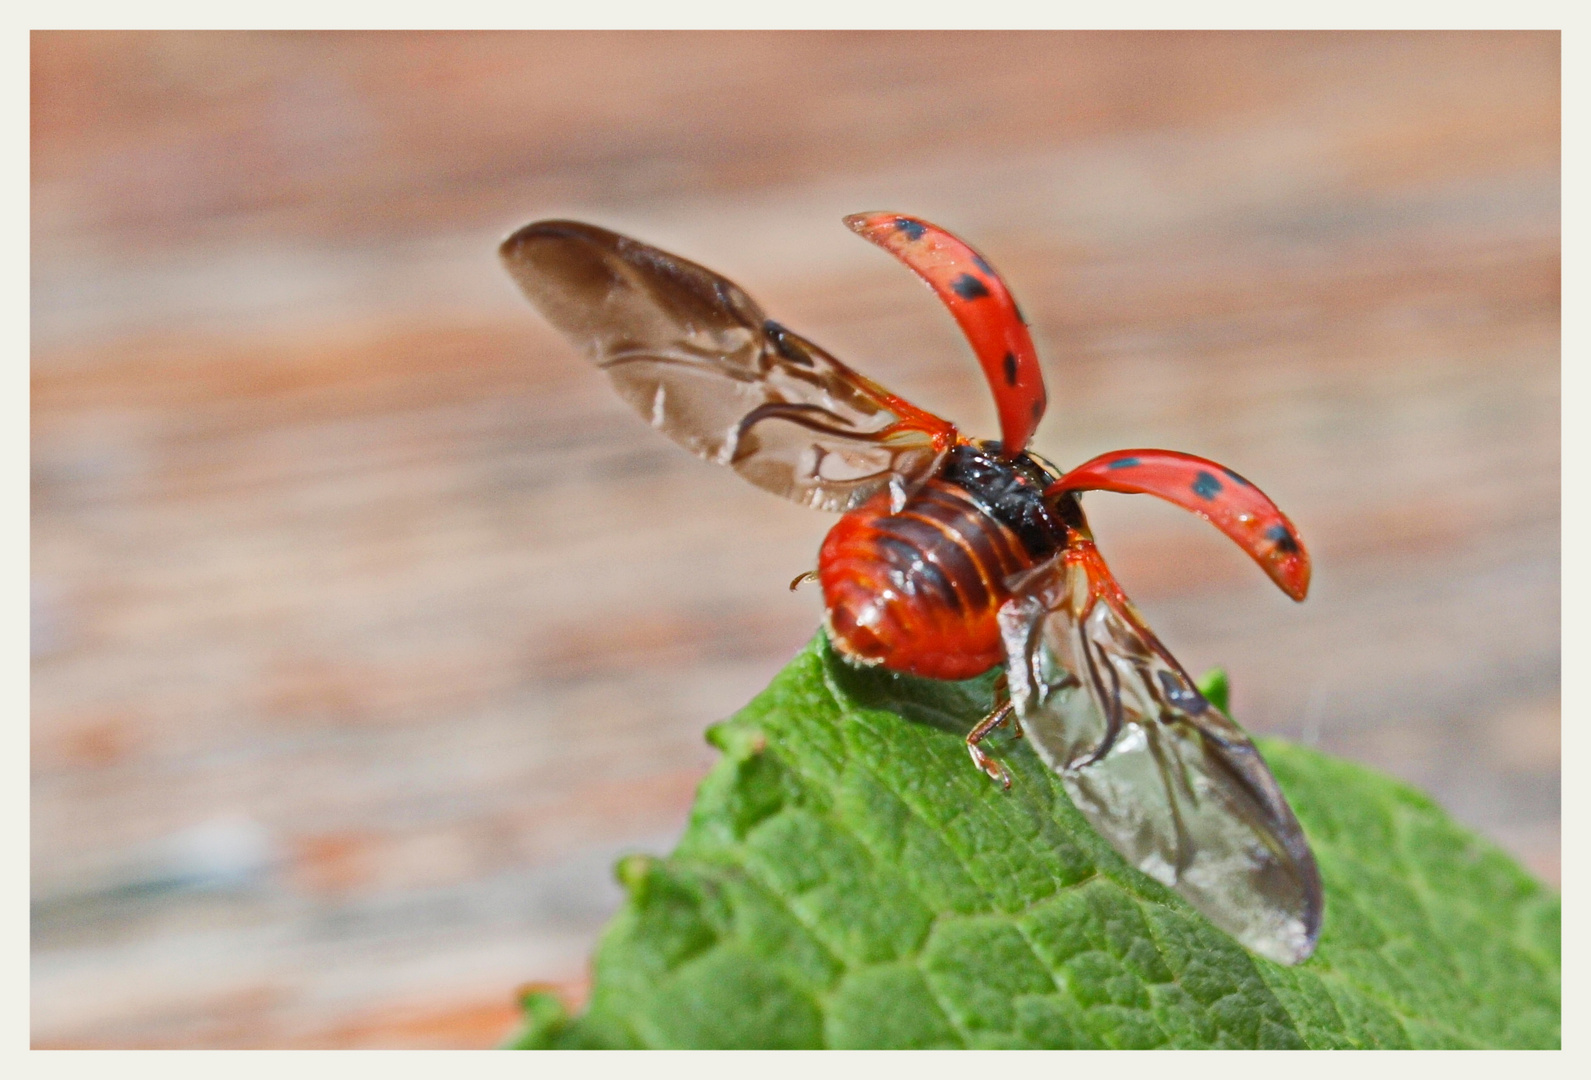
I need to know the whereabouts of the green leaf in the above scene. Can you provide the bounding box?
[1196,666,1230,715]
[503,990,571,1049]
[511,634,1559,1049]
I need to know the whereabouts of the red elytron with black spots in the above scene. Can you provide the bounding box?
[501,212,1322,965]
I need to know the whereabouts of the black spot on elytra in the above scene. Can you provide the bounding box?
[894,218,926,241]
[1191,471,1223,500]
[950,273,990,300]
[972,252,994,274]
[1002,351,1018,386]
[1031,399,1044,422]
[1221,467,1253,488]
[1266,523,1300,554]
[1107,456,1141,470]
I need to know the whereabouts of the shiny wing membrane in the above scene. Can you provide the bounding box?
[998,538,1323,965]
[500,220,955,513]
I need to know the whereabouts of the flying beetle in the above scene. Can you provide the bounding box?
[500,212,1322,965]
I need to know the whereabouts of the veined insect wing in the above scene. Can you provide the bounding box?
[500,219,955,513]
[998,539,1323,965]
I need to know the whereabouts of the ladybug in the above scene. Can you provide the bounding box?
[501,212,1321,965]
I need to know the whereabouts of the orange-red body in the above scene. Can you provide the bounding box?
[819,441,1074,680]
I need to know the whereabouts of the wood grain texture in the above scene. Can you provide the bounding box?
[31,30,1558,1047]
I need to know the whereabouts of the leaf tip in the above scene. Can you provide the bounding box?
[705,720,767,756]
[503,986,571,1049]
[615,853,659,898]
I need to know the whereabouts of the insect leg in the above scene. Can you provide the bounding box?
[789,569,819,591]
[966,698,1016,790]
[989,672,1022,738]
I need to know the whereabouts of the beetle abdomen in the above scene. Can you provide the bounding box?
[819,444,1069,680]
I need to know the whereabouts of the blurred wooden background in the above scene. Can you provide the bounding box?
[31,31,1558,1048]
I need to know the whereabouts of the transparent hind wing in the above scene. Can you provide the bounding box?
[500,220,954,512]
[998,541,1323,965]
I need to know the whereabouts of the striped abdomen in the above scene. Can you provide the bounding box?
[819,443,1070,680]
